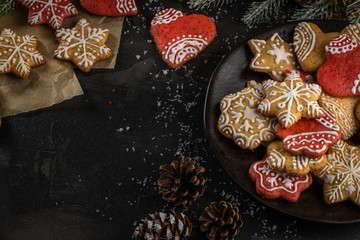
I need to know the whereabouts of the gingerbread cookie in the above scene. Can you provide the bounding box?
[293,22,339,73]
[79,0,137,16]
[0,29,45,79]
[18,0,78,30]
[151,8,216,68]
[318,92,360,140]
[341,23,360,43]
[249,155,312,202]
[266,140,327,177]
[284,69,315,83]
[258,71,324,129]
[275,108,341,158]
[54,18,112,72]
[312,140,360,206]
[218,80,277,150]
[356,102,360,120]
[248,33,298,81]
[317,35,360,97]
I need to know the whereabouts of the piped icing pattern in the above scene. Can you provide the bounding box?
[116,0,137,15]
[249,156,312,202]
[293,22,316,62]
[54,18,112,72]
[18,0,78,30]
[318,92,360,140]
[151,8,184,26]
[275,108,341,158]
[313,140,360,205]
[0,29,45,78]
[266,140,327,177]
[258,71,324,129]
[325,34,359,55]
[341,23,360,43]
[248,33,298,81]
[218,81,276,150]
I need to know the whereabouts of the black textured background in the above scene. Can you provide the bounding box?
[1,0,360,239]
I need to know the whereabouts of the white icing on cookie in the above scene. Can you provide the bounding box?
[151,8,184,26]
[342,23,360,43]
[293,22,316,62]
[325,35,358,55]
[351,74,360,94]
[116,0,137,14]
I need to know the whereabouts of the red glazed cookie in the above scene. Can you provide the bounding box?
[79,0,137,16]
[18,0,78,30]
[151,8,216,68]
[275,108,341,158]
[317,35,360,97]
[249,155,312,202]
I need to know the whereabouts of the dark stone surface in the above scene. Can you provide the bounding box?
[1,0,360,239]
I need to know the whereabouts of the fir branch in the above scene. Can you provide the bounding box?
[0,0,17,17]
[291,0,339,21]
[241,0,289,28]
[187,0,236,10]
[346,0,360,23]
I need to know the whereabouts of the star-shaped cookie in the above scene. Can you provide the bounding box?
[0,29,45,79]
[266,140,327,177]
[248,33,299,81]
[18,0,78,30]
[312,140,360,206]
[258,71,324,129]
[218,80,277,150]
[54,18,112,72]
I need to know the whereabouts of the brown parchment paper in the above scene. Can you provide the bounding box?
[0,3,124,117]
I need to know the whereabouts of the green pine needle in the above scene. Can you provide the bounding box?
[346,0,360,23]
[0,0,17,17]
[241,0,289,27]
[291,0,338,21]
[187,0,236,10]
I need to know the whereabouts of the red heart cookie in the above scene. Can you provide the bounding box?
[18,0,78,30]
[249,155,312,202]
[79,0,137,16]
[151,8,216,68]
[317,35,360,97]
[275,108,341,158]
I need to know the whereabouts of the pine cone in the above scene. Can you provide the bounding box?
[158,156,207,206]
[295,0,319,5]
[132,210,192,240]
[199,201,243,240]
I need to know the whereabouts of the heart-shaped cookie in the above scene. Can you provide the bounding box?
[80,0,137,16]
[317,35,360,97]
[151,8,216,68]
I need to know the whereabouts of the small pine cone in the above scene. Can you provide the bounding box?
[132,210,192,240]
[295,0,319,5]
[199,201,243,240]
[158,156,207,206]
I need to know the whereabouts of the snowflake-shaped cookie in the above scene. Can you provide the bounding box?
[312,140,360,206]
[258,71,324,129]
[249,156,312,202]
[266,140,327,177]
[248,33,299,81]
[218,80,277,150]
[0,29,45,79]
[18,0,78,30]
[54,18,112,72]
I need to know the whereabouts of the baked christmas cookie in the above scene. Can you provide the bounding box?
[218,80,277,150]
[318,92,360,140]
[258,71,324,129]
[266,140,327,177]
[293,22,339,73]
[312,140,360,206]
[317,35,360,97]
[151,8,216,68]
[356,102,360,121]
[54,18,112,72]
[0,29,45,78]
[248,33,298,81]
[284,69,315,83]
[249,155,312,202]
[275,108,341,158]
[341,23,360,43]
[18,0,78,30]
[79,0,137,16]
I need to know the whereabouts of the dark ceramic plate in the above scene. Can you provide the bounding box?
[204,21,360,223]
